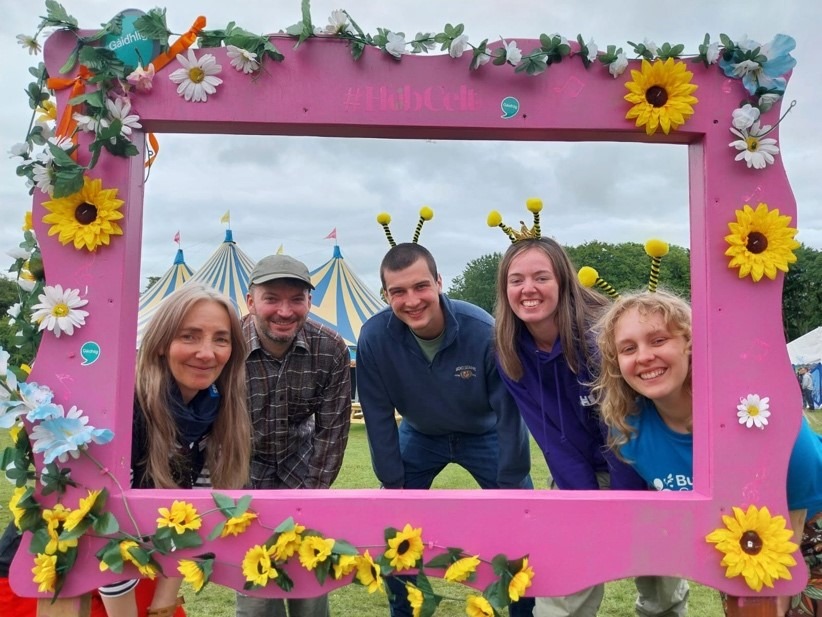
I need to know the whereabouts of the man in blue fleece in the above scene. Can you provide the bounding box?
[357,242,533,617]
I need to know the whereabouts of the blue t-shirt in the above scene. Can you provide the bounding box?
[618,399,693,491]
[618,398,822,516]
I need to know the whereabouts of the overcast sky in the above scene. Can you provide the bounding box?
[2,0,820,293]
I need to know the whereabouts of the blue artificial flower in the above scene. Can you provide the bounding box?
[29,405,113,464]
[719,34,796,96]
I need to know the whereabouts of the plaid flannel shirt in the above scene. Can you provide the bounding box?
[243,315,351,489]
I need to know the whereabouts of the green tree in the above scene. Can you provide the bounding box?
[447,252,502,313]
[782,244,822,342]
[144,275,161,292]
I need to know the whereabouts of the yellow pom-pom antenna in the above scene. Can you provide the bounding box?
[577,266,619,299]
[487,198,545,243]
[377,212,396,247]
[487,210,517,243]
[413,206,434,243]
[525,198,543,237]
[644,238,669,292]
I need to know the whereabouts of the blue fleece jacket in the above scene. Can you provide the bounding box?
[499,327,646,490]
[357,295,531,489]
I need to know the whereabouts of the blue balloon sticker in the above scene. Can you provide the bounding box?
[500,97,520,119]
[80,342,101,366]
[101,9,160,71]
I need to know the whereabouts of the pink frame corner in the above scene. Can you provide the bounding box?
[11,29,805,599]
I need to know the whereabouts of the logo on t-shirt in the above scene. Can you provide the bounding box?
[652,473,693,491]
[454,365,477,379]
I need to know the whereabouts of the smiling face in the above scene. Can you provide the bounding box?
[247,279,312,357]
[505,247,560,332]
[166,300,233,404]
[614,306,691,409]
[383,257,444,339]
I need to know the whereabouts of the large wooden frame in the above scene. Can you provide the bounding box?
[12,25,805,606]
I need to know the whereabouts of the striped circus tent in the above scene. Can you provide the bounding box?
[187,229,256,316]
[136,248,193,347]
[309,245,385,353]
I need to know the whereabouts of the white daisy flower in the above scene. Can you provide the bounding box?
[105,97,142,136]
[168,49,223,103]
[449,33,469,59]
[30,284,89,338]
[16,34,41,55]
[325,9,349,34]
[385,32,406,58]
[609,52,628,78]
[729,121,780,169]
[73,112,108,133]
[736,394,771,429]
[226,45,259,74]
[32,161,54,196]
[503,40,523,66]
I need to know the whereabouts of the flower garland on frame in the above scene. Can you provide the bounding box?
[11,1,797,197]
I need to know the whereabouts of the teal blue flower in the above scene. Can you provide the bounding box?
[719,34,796,96]
[29,405,114,464]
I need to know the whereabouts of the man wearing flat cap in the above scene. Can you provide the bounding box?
[236,254,351,617]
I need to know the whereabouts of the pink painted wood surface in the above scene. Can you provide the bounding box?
[11,28,806,601]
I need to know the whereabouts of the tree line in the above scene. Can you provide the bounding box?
[2,241,821,367]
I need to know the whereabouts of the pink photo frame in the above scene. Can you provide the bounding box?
[11,23,805,605]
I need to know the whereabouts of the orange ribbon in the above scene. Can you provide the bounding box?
[46,65,92,142]
[144,132,160,169]
[150,16,207,73]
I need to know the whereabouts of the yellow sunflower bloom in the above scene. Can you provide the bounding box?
[508,558,535,602]
[725,202,799,282]
[444,555,480,583]
[64,489,102,531]
[23,211,33,231]
[242,544,279,587]
[298,536,335,571]
[405,583,423,617]
[624,58,698,135]
[466,595,495,617]
[706,504,798,591]
[355,550,384,594]
[156,500,202,534]
[385,524,424,571]
[220,511,258,538]
[43,504,78,554]
[178,559,207,592]
[271,523,305,561]
[99,539,146,573]
[32,553,58,593]
[9,486,28,529]
[332,554,359,580]
[42,176,124,252]
[36,100,57,124]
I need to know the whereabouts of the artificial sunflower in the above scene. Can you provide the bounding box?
[624,58,698,135]
[405,583,424,617]
[444,555,480,583]
[220,511,258,538]
[385,524,424,571]
[177,559,208,593]
[706,504,798,591]
[298,535,335,571]
[271,523,305,561]
[242,544,279,587]
[31,553,58,593]
[156,500,202,534]
[42,504,77,554]
[508,558,535,602]
[41,176,124,252]
[332,554,359,580]
[466,595,495,617]
[64,489,102,531]
[9,486,29,529]
[724,203,799,282]
[355,550,384,594]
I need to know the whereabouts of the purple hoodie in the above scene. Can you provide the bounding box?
[499,327,646,490]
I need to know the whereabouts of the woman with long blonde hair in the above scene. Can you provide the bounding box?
[100,283,250,617]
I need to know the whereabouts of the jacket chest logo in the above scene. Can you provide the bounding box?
[454,365,477,380]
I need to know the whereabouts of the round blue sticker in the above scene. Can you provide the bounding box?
[500,96,520,119]
[101,9,160,71]
[80,341,101,366]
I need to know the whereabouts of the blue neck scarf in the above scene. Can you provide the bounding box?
[168,382,221,446]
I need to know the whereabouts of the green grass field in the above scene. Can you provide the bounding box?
[3,412,821,616]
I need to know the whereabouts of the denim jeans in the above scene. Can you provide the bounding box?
[387,422,535,616]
